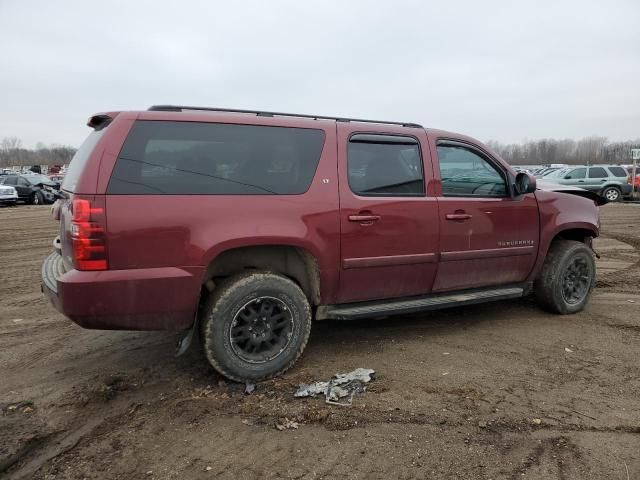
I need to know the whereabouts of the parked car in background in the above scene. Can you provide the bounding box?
[547,165,631,202]
[625,166,640,191]
[48,174,65,189]
[0,174,59,204]
[42,105,601,382]
[537,167,564,177]
[513,165,540,174]
[0,184,18,206]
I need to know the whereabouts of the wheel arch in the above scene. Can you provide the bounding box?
[202,244,321,305]
[527,223,599,282]
[600,184,622,200]
[551,227,597,244]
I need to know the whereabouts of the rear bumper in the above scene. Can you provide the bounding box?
[41,252,201,330]
[619,184,633,195]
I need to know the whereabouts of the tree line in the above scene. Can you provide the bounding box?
[1,134,639,169]
[0,136,76,168]
[486,136,640,166]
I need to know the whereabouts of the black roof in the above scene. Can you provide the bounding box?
[148,105,423,129]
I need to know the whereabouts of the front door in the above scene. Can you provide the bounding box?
[431,139,540,291]
[337,124,439,303]
[560,167,587,187]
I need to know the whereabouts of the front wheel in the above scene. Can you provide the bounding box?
[200,271,312,382]
[32,191,44,205]
[534,240,596,314]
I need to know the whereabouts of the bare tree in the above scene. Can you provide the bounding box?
[0,136,76,168]
[0,136,24,167]
[489,136,640,166]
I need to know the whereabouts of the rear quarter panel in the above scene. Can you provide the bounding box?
[100,115,341,304]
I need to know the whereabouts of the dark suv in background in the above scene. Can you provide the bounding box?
[0,174,59,204]
[42,105,601,382]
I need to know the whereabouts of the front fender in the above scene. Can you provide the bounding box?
[528,190,600,282]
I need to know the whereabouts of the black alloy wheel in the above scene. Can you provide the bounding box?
[229,296,294,364]
[561,256,591,305]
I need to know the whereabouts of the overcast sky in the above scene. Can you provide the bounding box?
[1,0,638,148]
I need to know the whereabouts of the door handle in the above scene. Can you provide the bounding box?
[578,180,585,183]
[446,213,472,221]
[348,214,381,224]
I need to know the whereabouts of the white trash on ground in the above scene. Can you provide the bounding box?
[294,368,376,406]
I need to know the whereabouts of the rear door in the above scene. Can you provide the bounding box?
[336,124,439,303]
[430,138,539,291]
[585,166,609,192]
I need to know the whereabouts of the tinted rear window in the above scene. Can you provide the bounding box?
[607,166,627,177]
[588,167,608,178]
[107,121,325,195]
[62,129,105,192]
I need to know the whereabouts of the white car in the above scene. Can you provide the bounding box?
[0,184,18,206]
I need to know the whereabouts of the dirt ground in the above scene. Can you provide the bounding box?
[1,204,639,480]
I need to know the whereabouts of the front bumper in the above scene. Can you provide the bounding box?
[41,252,201,331]
[0,194,18,203]
[40,190,57,204]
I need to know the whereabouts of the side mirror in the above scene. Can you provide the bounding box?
[564,175,572,179]
[514,172,536,195]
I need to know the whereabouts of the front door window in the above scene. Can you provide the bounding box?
[437,145,507,197]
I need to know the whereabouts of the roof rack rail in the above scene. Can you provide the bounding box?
[147,105,423,128]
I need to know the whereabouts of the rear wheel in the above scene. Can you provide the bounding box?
[200,271,311,382]
[534,240,596,314]
[602,186,621,202]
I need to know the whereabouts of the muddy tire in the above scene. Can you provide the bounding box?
[534,240,596,314]
[200,271,311,382]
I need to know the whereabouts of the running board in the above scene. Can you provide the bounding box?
[316,285,527,320]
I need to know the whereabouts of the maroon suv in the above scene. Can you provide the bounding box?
[42,105,600,381]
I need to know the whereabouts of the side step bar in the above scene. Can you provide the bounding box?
[316,285,528,320]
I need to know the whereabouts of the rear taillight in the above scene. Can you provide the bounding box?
[71,196,107,271]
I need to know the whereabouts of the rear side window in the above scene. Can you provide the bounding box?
[107,121,325,195]
[347,135,424,196]
[62,129,105,192]
[588,167,608,178]
[607,166,627,177]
